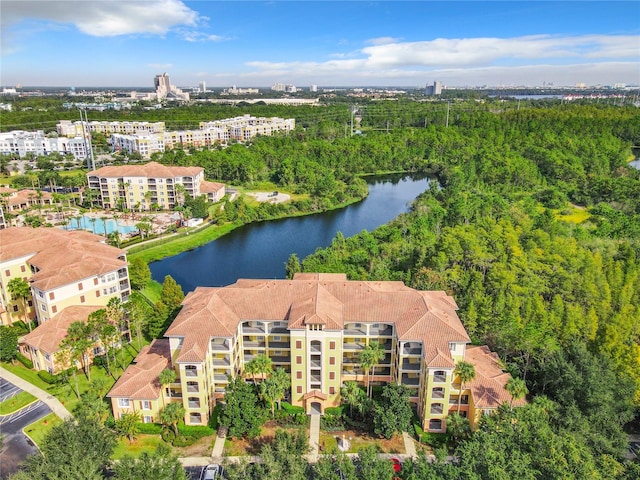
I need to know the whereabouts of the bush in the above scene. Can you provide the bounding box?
[105,415,116,429]
[161,427,176,444]
[282,402,305,415]
[37,370,59,384]
[172,435,196,447]
[137,422,163,434]
[325,406,345,416]
[177,424,214,440]
[208,404,223,430]
[321,413,345,431]
[16,352,33,369]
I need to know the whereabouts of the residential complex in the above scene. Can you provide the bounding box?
[0,227,130,326]
[109,115,295,157]
[0,130,88,159]
[0,186,53,214]
[57,120,166,137]
[108,273,522,431]
[86,162,225,211]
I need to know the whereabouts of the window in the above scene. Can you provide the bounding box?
[21,265,26,272]
[94,278,99,286]
[185,365,197,376]
[44,353,50,361]
[40,303,46,312]
[80,295,85,303]
[52,306,57,314]
[434,370,446,382]
[188,397,200,408]
[329,341,336,350]
[143,415,153,423]
[48,292,55,300]
[296,386,302,394]
[5,269,10,277]
[329,372,335,380]
[189,413,202,424]
[296,356,302,365]
[78,282,83,291]
[432,387,445,399]
[330,386,335,394]
[13,305,18,312]
[118,398,130,408]
[430,403,443,414]
[296,340,302,349]
[141,400,151,410]
[187,381,199,393]
[96,291,100,298]
[296,371,302,379]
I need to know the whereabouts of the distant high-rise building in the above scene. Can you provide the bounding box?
[199,81,207,93]
[310,84,318,92]
[425,81,443,96]
[153,73,189,101]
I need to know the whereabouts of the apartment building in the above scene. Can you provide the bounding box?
[57,120,166,137]
[86,162,224,211]
[0,130,87,159]
[0,186,53,213]
[108,273,522,431]
[20,305,103,373]
[0,227,130,326]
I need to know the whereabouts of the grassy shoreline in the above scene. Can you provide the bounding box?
[127,195,366,265]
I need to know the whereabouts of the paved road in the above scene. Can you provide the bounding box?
[0,378,21,403]
[0,396,51,479]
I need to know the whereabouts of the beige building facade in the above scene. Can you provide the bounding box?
[0,227,130,326]
[109,274,522,431]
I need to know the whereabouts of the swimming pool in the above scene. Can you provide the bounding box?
[63,216,138,235]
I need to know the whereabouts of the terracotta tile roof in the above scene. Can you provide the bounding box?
[20,305,102,354]
[199,181,225,193]
[465,345,527,409]
[0,227,127,290]
[88,161,203,179]
[107,339,171,400]
[303,390,328,400]
[166,274,469,365]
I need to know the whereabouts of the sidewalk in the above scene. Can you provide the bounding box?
[0,366,72,420]
[308,414,320,461]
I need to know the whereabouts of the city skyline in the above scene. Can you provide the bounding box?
[1,1,639,88]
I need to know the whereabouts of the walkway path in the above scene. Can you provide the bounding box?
[308,414,321,461]
[211,431,226,461]
[0,366,72,420]
[403,431,417,458]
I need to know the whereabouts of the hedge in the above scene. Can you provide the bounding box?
[137,422,163,434]
[16,352,33,369]
[177,424,214,439]
[282,402,305,415]
[37,370,59,384]
[325,406,345,416]
[208,404,223,430]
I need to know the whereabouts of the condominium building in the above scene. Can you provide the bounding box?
[0,130,87,159]
[20,305,103,373]
[57,120,166,138]
[0,227,130,326]
[86,162,225,211]
[108,273,523,431]
[0,187,53,213]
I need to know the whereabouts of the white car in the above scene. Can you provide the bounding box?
[200,463,222,480]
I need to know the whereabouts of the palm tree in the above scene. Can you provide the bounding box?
[89,216,97,234]
[359,341,385,398]
[505,376,528,411]
[340,380,365,417]
[158,368,177,407]
[100,216,109,237]
[454,361,476,413]
[245,354,272,385]
[160,402,185,437]
[7,278,32,330]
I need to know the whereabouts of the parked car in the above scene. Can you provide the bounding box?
[200,463,223,480]
[390,457,402,473]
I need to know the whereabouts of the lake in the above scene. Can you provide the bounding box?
[150,175,432,293]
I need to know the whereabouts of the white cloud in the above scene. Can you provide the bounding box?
[2,0,200,36]
[178,30,230,43]
[366,36,402,46]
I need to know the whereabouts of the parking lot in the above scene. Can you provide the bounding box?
[0,379,52,479]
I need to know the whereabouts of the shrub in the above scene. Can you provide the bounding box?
[320,413,345,431]
[171,435,196,447]
[282,402,305,415]
[37,370,59,384]
[105,415,116,429]
[177,424,214,440]
[208,404,223,430]
[325,406,345,416]
[137,422,163,435]
[16,352,33,369]
[161,427,176,444]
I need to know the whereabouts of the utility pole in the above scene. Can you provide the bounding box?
[350,105,358,137]
[445,102,450,128]
[78,108,95,171]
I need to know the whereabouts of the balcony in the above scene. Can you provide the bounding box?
[343,342,364,350]
[118,269,128,279]
[188,400,201,409]
[268,325,288,334]
[270,356,291,364]
[211,340,230,351]
[184,369,198,377]
[242,325,265,334]
[402,345,422,356]
[243,340,266,349]
[401,375,420,386]
[212,357,230,367]
[214,374,228,383]
[119,280,129,291]
[268,341,290,349]
[433,374,447,383]
[430,403,444,414]
[310,345,322,354]
[432,388,445,399]
[401,360,422,371]
[186,383,199,393]
[369,326,393,336]
[344,326,367,336]
[310,375,321,383]
[310,359,321,369]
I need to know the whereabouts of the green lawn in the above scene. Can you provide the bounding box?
[24,413,63,448]
[1,343,143,415]
[141,280,163,304]
[111,434,164,459]
[0,390,37,414]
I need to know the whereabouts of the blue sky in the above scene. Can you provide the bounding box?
[1,1,639,88]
